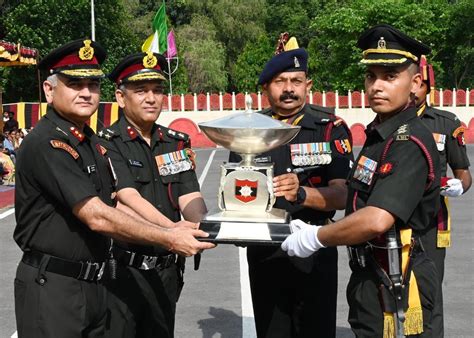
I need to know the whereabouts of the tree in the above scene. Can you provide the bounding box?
[1,0,138,103]
[307,0,450,91]
[232,35,273,93]
[177,15,227,93]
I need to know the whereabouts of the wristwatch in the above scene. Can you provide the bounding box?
[295,186,306,205]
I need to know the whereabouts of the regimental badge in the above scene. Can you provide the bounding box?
[334,139,352,154]
[155,150,193,176]
[143,52,158,69]
[235,179,258,203]
[290,142,332,166]
[452,126,466,146]
[353,155,378,185]
[294,56,300,68]
[377,37,386,49]
[96,144,107,156]
[378,162,394,177]
[432,133,446,151]
[50,140,79,160]
[79,40,94,61]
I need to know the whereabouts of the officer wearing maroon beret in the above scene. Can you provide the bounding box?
[415,55,472,337]
[231,34,354,338]
[99,52,209,338]
[282,24,441,337]
[14,40,212,338]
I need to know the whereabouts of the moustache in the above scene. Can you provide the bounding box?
[279,92,299,101]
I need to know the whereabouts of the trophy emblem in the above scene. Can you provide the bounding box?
[198,95,301,244]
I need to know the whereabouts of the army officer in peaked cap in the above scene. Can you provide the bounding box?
[282,24,441,337]
[230,33,354,338]
[98,52,208,338]
[14,40,213,338]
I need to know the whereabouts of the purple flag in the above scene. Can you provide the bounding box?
[166,30,177,58]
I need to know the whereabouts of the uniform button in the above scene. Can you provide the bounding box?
[154,178,158,182]
[39,278,45,285]
[157,204,162,209]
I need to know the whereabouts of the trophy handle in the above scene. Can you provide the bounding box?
[266,167,275,212]
[217,165,227,210]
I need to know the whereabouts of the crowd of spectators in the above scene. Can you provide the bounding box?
[0,110,27,185]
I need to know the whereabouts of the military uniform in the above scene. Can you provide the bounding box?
[13,39,114,338]
[345,106,440,337]
[230,103,353,337]
[99,51,201,338]
[418,104,470,336]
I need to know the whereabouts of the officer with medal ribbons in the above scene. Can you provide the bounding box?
[415,55,472,337]
[230,34,354,337]
[99,51,211,338]
[282,24,442,337]
[13,40,213,338]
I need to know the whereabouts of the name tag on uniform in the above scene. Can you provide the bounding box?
[290,142,331,166]
[353,155,378,185]
[155,150,193,176]
[128,159,144,167]
[432,133,446,151]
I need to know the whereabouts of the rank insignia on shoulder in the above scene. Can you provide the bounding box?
[353,155,377,185]
[334,139,352,154]
[155,149,193,176]
[452,126,466,146]
[395,124,410,141]
[50,140,79,160]
[290,142,332,166]
[333,118,343,126]
[378,162,395,177]
[432,133,446,151]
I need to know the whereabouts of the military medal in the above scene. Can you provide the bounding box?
[156,150,193,176]
[432,133,446,151]
[353,155,378,185]
[291,142,332,166]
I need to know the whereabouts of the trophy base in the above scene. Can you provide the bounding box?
[198,208,292,245]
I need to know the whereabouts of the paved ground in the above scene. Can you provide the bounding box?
[1,146,473,337]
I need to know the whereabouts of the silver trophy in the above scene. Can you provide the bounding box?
[198,95,300,244]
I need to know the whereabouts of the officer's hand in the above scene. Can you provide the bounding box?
[167,227,216,257]
[273,173,299,202]
[441,177,463,197]
[174,220,199,229]
[281,221,325,258]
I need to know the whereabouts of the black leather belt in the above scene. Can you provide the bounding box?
[22,251,105,282]
[112,246,176,271]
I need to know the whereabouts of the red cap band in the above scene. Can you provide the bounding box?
[50,53,99,70]
[116,63,162,84]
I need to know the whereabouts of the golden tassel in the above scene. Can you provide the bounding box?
[437,196,451,248]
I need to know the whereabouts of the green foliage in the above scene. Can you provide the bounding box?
[177,15,227,93]
[232,35,273,93]
[0,0,472,102]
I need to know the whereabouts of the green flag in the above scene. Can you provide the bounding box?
[152,2,168,53]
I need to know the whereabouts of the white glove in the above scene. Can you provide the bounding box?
[441,178,463,197]
[281,220,325,258]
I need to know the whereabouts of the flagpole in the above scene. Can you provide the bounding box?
[167,57,173,96]
[91,0,96,40]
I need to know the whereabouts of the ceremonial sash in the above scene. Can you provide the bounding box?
[437,196,451,248]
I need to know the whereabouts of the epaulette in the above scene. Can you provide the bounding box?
[260,107,273,117]
[308,104,335,116]
[97,128,117,141]
[163,127,189,142]
[394,123,410,141]
[431,107,459,122]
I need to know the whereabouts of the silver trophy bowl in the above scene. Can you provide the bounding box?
[199,95,300,165]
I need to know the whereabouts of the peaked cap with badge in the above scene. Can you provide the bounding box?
[38,39,106,78]
[258,33,308,85]
[357,24,431,66]
[108,52,167,85]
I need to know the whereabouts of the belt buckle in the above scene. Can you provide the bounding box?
[140,256,158,270]
[80,261,104,281]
